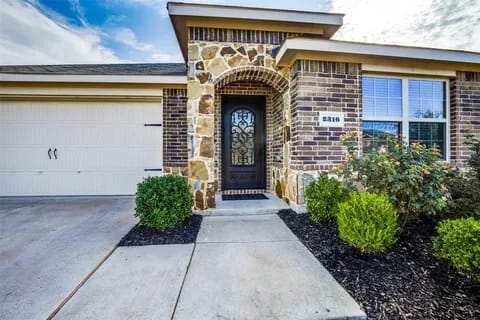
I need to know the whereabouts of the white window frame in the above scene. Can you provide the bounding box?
[362,74,450,161]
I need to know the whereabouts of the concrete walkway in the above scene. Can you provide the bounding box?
[173,215,365,319]
[54,213,365,320]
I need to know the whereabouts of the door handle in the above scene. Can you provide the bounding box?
[53,148,58,160]
[48,148,52,160]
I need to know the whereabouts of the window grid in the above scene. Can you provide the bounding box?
[362,75,450,161]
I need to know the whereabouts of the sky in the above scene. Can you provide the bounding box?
[0,0,479,65]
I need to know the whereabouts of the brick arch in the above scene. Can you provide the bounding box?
[213,66,289,93]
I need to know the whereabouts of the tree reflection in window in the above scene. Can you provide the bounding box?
[231,109,255,166]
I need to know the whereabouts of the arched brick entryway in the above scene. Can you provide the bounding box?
[214,66,289,93]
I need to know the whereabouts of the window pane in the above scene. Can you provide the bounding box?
[362,121,401,154]
[363,77,402,118]
[408,80,445,119]
[409,122,445,158]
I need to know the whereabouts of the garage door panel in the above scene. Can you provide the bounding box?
[0,101,163,196]
[0,147,52,171]
[0,124,50,146]
[53,147,162,170]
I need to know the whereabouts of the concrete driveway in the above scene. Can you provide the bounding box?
[0,197,136,320]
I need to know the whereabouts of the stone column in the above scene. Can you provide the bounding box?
[187,43,217,209]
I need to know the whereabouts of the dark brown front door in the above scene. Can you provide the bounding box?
[222,95,266,190]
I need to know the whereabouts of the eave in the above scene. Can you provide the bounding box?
[276,38,480,73]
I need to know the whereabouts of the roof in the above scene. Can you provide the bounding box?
[167,2,344,61]
[276,38,480,71]
[0,63,187,75]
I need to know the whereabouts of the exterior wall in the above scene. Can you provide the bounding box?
[450,71,480,166]
[187,27,289,209]
[273,60,362,206]
[163,88,188,176]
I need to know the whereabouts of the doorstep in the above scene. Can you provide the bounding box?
[194,192,290,216]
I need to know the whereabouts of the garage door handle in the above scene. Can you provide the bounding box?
[53,148,58,160]
[48,148,52,160]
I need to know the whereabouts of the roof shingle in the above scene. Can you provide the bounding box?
[0,63,186,75]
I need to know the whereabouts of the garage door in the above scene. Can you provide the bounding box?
[0,101,163,196]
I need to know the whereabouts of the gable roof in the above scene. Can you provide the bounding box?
[0,63,187,75]
[167,2,344,61]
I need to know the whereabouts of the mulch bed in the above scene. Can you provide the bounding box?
[278,209,480,320]
[118,214,202,246]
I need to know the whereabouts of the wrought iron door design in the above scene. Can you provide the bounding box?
[222,96,265,190]
[231,109,255,166]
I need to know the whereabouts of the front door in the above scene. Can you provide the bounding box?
[222,95,266,190]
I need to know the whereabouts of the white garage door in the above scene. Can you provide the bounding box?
[0,101,163,196]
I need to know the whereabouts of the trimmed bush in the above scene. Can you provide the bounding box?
[433,218,480,281]
[135,175,193,231]
[337,192,400,253]
[305,175,349,223]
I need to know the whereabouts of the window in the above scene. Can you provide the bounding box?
[362,76,448,159]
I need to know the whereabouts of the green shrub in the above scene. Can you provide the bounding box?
[433,218,480,281]
[337,192,400,253]
[443,134,480,220]
[305,175,349,223]
[465,133,480,179]
[135,175,193,231]
[443,169,480,220]
[337,132,449,226]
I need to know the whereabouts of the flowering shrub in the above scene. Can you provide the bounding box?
[336,132,449,226]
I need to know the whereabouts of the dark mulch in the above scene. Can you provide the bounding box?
[278,209,480,320]
[118,214,203,246]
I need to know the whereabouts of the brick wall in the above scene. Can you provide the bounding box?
[189,27,307,45]
[163,88,188,170]
[289,60,362,171]
[450,71,480,166]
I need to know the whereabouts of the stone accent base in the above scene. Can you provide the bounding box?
[272,167,333,206]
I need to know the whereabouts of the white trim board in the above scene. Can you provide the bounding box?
[277,38,480,67]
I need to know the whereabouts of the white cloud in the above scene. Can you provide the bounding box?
[151,52,183,62]
[330,0,480,52]
[0,0,119,65]
[110,27,153,51]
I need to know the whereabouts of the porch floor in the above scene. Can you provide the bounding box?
[195,192,290,216]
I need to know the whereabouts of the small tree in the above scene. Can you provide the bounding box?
[336,132,449,226]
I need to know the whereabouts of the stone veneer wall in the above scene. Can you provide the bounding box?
[273,60,362,206]
[163,88,188,176]
[450,71,480,166]
[187,27,290,209]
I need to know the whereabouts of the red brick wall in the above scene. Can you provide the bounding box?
[450,71,480,166]
[289,60,362,171]
[163,88,188,169]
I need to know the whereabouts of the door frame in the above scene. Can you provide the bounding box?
[221,95,267,191]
